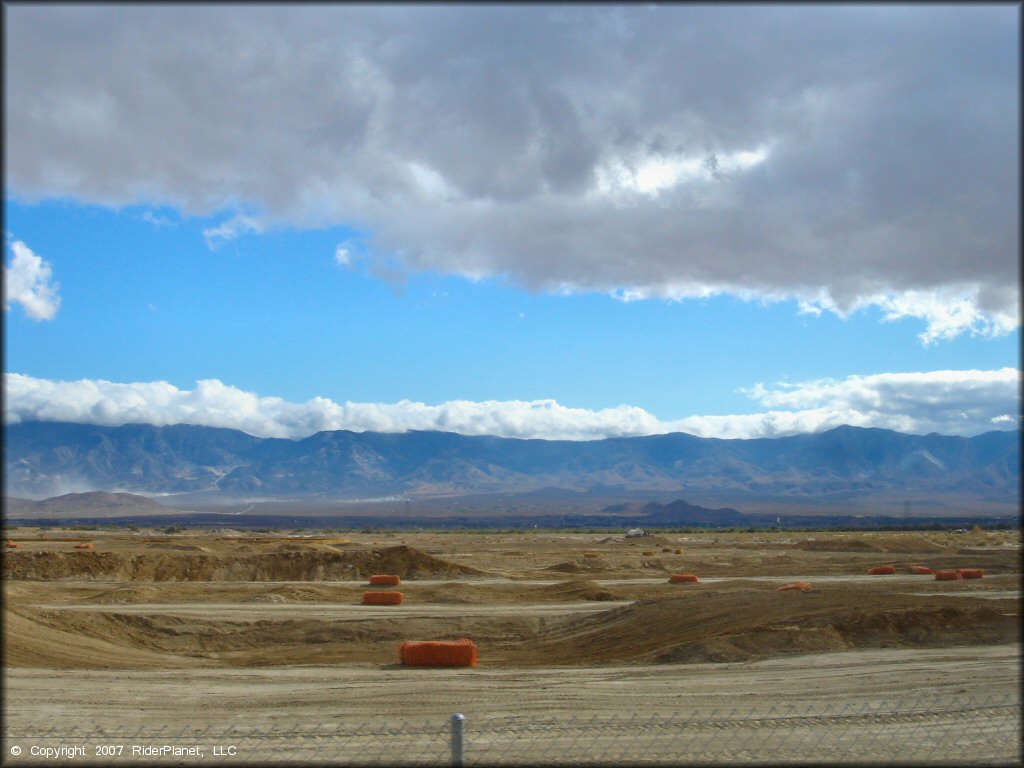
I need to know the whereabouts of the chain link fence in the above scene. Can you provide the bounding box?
[4,692,1019,765]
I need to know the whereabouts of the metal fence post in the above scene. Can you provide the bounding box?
[450,713,465,766]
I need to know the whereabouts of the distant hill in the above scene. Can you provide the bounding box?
[598,498,744,524]
[3,497,38,517]
[4,491,172,519]
[4,421,1019,513]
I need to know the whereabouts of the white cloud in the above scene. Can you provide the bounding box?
[736,368,1021,437]
[672,408,881,441]
[870,290,1019,345]
[798,287,1021,345]
[202,214,263,249]
[334,242,357,268]
[141,210,175,228]
[4,6,1018,341]
[4,240,61,320]
[594,145,770,200]
[4,370,1018,441]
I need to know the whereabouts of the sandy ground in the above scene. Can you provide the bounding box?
[3,527,1020,763]
[7,644,1019,724]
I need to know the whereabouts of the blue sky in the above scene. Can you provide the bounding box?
[3,5,1019,440]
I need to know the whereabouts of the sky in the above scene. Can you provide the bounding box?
[3,4,1020,441]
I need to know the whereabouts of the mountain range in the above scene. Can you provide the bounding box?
[4,422,1019,514]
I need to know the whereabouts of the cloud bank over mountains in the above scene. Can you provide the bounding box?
[5,370,1018,441]
[5,5,1018,340]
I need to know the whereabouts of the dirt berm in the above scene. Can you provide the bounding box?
[2,609,211,669]
[507,585,1020,666]
[795,535,950,553]
[3,545,483,581]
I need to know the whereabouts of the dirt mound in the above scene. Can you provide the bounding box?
[545,557,611,574]
[3,608,207,669]
[14,608,408,666]
[246,593,293,604]
[4,551,128,580]
[534,580,624,602]
[545,561,584,573]
[3,545,483,582]
[371,545,483,579]
[874,535,949,554]
[795,538,881,552]
[273,543,343,553]
[793,535,949,554]
[513,586,1020,666]
[656,625,851,664]
[419,582,486,604]
[244,585,341,603]
[94,585,164,603]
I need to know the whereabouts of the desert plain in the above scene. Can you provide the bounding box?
[3,525,1021,764]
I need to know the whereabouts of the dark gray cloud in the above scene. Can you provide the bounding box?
[5,5,1018,338]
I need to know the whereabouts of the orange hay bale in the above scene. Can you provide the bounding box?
[909,565,934,575]
[583,552,600,559]
[957,568,985,579]
[776,581,813,592]
[73,543,94,550]
[6,542,20,549]
[362,591,404,605]
[399,638,478,668]
[867,565,897,575]
[368,574,401,586]
[669,573,699,583]
[934,570,963,581]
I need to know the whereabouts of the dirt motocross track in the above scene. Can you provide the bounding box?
[3,527,1020,762]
